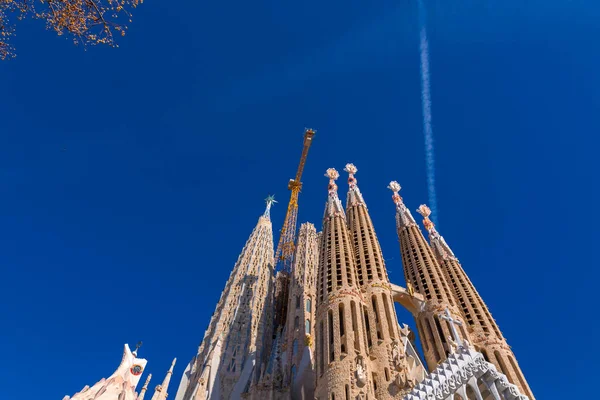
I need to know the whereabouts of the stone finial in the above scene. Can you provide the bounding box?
[344,163,358,186]
[388,181,417,227]
[264,195,277,219]
[325,168,339,192]
[133,341,143,357]
[388,181,401,195]
[417,204,435,231]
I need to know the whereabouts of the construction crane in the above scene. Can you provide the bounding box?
[273,128,315,329]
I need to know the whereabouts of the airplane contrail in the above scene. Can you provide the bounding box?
[417,0,439,225]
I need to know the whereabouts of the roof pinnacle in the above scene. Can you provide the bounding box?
[344,163,366,207]
[325,168,339,192]
[416,204,435,232]
[417,203,456,260]
[138,374,152,400]
[132,341,142,357]
[344,163,358,187]
[388,181,417,228]
[264,195,277,219]
[324,168,344,218]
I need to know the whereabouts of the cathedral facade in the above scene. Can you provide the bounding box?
[172,164,535,400]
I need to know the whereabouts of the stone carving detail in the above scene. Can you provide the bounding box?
[446,335,458,354]
[402,346,530,400]
[355,355,367,387]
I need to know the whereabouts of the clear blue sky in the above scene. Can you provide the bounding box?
[0,1,596,399]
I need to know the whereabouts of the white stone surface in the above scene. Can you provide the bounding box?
[63,344,147,400]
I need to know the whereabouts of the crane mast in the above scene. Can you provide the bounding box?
[273,128,315,329]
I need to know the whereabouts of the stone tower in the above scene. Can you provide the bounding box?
[416,204,535,399]
[315,168,372,400]
[344,165,420,398]
[174,198,276,400]
[388,182,465,371]
[284,222,320,399]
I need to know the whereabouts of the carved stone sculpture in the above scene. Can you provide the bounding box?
[355,355,367,387]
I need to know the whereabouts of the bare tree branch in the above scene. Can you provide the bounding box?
[0,0,143,60]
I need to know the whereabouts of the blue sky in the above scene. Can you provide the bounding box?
[0,1,596,398]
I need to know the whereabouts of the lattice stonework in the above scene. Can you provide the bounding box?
[174,203,275,400]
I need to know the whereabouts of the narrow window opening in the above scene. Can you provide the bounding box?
[329,310,335,362]
[351,301,360,351]
[319,321,324,375]
[364,307,373,348]
[339,303,345,336]
[382,293,395,339]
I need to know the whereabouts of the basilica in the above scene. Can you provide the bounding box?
[64,156,535,400]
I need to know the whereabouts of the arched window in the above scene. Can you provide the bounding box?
[295,316,299,329]
[296,295,301,308]
[306,319,311,334]
[306,298,312,312]
[292,339,298,356]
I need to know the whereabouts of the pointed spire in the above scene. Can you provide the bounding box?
[151,358,176,400]
[344,163,366,207]
[387,181,417,228]
[138,374,152,400]
[264,195,277,219]
[416,204,456,260]
[324,168,344,218]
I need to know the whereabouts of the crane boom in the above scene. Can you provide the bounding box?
[274,128,315,268]
[272,128,315,330]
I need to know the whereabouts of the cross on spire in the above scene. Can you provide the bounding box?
[439,307,463,347]
[264,195,277,219]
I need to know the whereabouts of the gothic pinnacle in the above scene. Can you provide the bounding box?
[388,181,417,227]
[138,374,152,400]
[264,194,277,219]
[324,168,345,218]
[344,163,365,207]
[417,204,456,260]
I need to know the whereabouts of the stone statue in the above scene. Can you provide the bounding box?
[391,340,405,372]
[355,355,367,387]
[399,323,411,338]
[447,335,458,354]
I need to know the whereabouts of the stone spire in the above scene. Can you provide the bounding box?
[138,374,152,400]
[315,168,372,400]
[345,166,422,397]
[388,182,464,371]
[388,181,417,228]
[323,168,345,218]
[151,358,176,400]
[63,344,148,400]
[417,204,535,399]
[174,199,275,400]
[263,194,277,219]
[284,222,319,398]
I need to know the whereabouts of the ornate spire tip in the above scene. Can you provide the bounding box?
[417,204,435,230]
[325,168,339,181]
[263,195,277,218]
[344,163,358,175]
[416,204,431,218]
[388,181,401,194]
